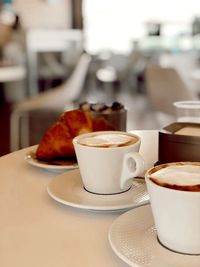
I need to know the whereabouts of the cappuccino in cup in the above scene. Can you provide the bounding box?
[145,162,200,254]
[77,132,138,148]
[149,163,200,192]
[73,131,144,195]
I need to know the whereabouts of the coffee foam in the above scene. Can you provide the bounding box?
[151,165,200,187]
[78,133,136,147]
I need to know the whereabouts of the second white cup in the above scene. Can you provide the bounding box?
[145,162,200,255]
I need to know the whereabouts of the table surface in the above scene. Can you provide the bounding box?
[0,130,158,267]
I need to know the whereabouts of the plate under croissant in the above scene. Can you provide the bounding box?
[25,148,78,173]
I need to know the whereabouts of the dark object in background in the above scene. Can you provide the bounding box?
[146,22,161,36]
[192,16,200,36]
[79,101,127,131]
[158,122,200,164]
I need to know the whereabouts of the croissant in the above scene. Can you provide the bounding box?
[36,109,114,161]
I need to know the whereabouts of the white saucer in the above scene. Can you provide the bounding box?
[109,205,200,266]
[25,149,78,173]
[47,169,149,211]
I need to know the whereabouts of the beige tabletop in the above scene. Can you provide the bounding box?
[0,130,158,267]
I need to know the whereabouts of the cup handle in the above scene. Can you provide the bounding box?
[120,152,144,190]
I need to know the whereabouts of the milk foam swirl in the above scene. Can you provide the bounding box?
[151,165,200,186]
[78,133,136,147]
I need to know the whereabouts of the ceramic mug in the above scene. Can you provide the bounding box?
[145,162,200,255]
[73,131,144,195]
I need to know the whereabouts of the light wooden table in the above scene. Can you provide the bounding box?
[0,130,158,267]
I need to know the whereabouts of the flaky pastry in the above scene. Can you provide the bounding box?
[36,109,114,161]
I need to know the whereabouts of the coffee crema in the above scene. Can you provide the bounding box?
[78,133,138,148]
[149,164,200,192]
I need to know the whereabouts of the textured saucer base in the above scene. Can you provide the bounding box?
[109,205,200,267]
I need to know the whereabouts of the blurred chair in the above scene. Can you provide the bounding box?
[158,51,200,96]
[0,64,27,102]
[26,28,83,96]
[0,64,26,83]
[10,52,91,151]
[144,64,197,125]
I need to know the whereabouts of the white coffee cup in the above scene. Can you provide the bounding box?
[73,131,144,195]
[145,162,200,254]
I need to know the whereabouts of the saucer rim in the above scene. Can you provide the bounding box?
[25,150,78,171]
[47,169,149,211]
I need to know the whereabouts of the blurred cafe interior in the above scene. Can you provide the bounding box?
[1,0,200,156]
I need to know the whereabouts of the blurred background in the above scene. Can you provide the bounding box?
[0,0,200,156]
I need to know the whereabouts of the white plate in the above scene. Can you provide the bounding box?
[25,150,78,173]
[109,205,200,267]
[47,169,149,211]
